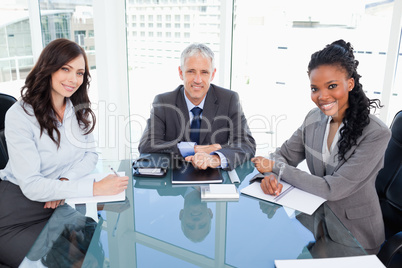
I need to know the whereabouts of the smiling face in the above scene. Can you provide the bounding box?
[179,53,216,106]
[51,55,85,107]
[309,64,354,122]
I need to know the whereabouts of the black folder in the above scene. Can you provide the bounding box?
[171,160,223,184]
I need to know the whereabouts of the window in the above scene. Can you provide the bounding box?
[74,30,86,46]
[231,0,401,154]
[0,1,33,95]
[125,0,224,158]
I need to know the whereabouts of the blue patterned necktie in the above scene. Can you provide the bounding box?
[190,107,202,144]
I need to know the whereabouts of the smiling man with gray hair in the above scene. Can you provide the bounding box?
[139,43,256,170]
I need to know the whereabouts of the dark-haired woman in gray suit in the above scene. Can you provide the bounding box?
[252,39,391,254]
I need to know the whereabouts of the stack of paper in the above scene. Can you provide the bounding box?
[137,168,165,176]
[201,184,239,201]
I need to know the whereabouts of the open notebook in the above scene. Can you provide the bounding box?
[241,180,326,215]
[65,171,126,205]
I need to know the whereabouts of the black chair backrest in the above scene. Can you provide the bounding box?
[376,110,402,238]
[0,93,17,169]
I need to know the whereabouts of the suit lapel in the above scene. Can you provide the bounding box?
[307,113,327,177]
[176,86,190,141]
[199,86,218,144]
[325,141,341,175]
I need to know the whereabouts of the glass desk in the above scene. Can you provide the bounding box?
[22,160,366,268]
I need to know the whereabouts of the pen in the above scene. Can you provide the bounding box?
[274,185,295,202]
[109,166,120,177]
[277,163,285,186]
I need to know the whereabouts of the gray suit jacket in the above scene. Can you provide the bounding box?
[272,108,391,250]
[138,84,256,170]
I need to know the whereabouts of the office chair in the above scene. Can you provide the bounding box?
[376,110,402,268]
[0,93,17,169]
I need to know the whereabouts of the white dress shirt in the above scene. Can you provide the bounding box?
[177,91,228,168]
[0,99,97,202]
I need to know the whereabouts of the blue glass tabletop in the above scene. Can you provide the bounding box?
[22,159,366,268]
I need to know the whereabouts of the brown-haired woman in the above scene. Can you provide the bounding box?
[0,38,128,267]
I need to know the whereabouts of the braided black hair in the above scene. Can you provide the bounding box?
[308,39,382,161]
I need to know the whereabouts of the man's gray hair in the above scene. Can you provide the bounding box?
[180,43,215,70]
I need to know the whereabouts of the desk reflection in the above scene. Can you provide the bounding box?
[24,160,366,268]
[179,188,214,242]
[21,204,104,268]
[296,205,366,258]
[257,199,365,259]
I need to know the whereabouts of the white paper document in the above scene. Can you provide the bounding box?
[275,255,385,268]
[201,184,239,201]
[240,181,326,215]
[66,171,126,205]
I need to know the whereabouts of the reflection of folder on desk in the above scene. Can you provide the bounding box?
[172,161,223,184]
[134,177,169,189]
[132,153,171,177]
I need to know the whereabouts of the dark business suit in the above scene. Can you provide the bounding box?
[272,108,391,251]
[138,84,256,170]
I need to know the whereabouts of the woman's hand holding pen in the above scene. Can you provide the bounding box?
[260,174,283,196]
[93,174,129,196]
[251,156,274,173]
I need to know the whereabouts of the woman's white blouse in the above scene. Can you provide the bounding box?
[0,99,98,202]
[322,116,343,165]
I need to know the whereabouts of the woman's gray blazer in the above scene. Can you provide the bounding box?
[273,108,391,250]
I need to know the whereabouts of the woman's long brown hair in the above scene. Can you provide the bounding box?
[21,38,96,147]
